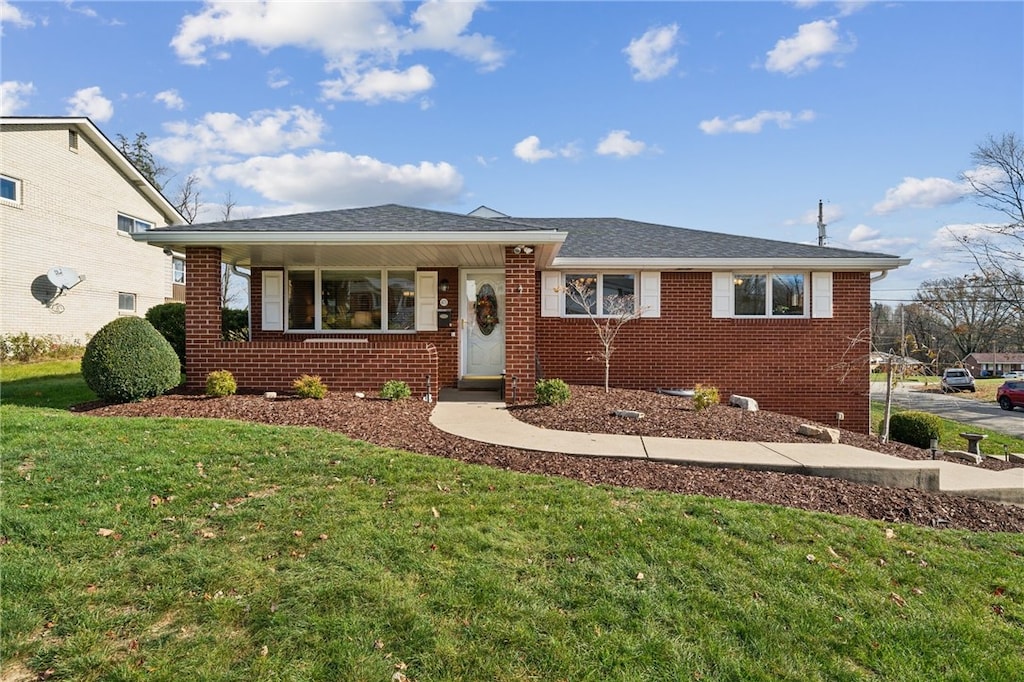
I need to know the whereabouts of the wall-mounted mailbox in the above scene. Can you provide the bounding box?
[437,309,452,328]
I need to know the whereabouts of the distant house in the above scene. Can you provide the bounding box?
[964,353,1024,377]
[869,352,925,373]
[135,204,909,433]
[0,117,185,344]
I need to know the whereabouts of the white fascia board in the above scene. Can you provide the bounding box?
[550,257,911,272]
[133,230,568,248]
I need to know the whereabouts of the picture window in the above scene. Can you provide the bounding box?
[563,273,636,316]
[287,268,415,332]
[733,273,805,317]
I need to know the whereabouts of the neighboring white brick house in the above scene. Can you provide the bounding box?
[1,117,185,343]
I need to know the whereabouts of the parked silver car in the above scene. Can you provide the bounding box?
[941,368,976,393]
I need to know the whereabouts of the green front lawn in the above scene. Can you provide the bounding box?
[2,363,1022,680]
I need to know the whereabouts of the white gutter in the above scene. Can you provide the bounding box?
[551,257,912,272]
[133,230,568,248]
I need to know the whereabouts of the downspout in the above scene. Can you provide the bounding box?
[230,262,252,340]
[870,271,888,283]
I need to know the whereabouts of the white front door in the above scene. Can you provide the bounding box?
[462,269,505,377]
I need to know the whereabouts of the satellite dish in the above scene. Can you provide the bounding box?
[47,266,84,291]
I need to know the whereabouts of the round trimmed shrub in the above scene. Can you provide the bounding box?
[380,379,411,401]
[82,317,181,403]
[887,410,943,449]
[205,370,237,397]
[145,302,185,369]
[535,378,571,406]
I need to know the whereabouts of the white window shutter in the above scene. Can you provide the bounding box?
[711,272,732,318]
[812,272,833,318]
[415,271,438,331]
[261,270,284,331]
[541,271,561,317]
[640,271,660,318]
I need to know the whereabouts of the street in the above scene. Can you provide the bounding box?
[869,382,1024,440]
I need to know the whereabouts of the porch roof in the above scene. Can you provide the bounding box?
[135,203,910,272]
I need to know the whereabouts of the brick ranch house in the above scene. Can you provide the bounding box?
[135,204,909,433]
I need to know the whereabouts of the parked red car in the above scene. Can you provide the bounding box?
[997,380,1024,411]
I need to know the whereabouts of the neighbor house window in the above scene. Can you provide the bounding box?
[117,213,153,234]
[172,257,186,284]
[68,130,79,151]
[118,292,136,313]
[733,273,805,317]
[563,273,636,316]
[287,268,415,332]
[0,175,20,203]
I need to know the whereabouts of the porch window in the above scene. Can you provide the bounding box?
[287,268,415,332]
[563,273,636,316]
[733,273,805,317]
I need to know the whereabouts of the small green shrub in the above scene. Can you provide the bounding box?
[293,374,328,399]
[81,317,180,403]
[535,378,571,406]
[145,302,186,368]
[205,370,237,397]
[692,384,720,412]
[0,333,84,363]
[887,410,943,448]
[380,379,411,401]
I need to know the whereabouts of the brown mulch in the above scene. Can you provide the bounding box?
[73,385,1024,534]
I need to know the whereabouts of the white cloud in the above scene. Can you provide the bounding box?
[154,89,185,110]
[872,176,970,214]
[699,109,815,135]
[212,150,463,210]
[512,135,577,163]
[765,19,850,75]
[152,106,326,165]
[623,24,679,81]
[841,223,915,252]
[267,68,290,89]
[848,224,879,242]
[1,80,35,114]
[65,86,113,122]
[0,0,35,33]
[171,1,504,103]
[595,130,647,158]
[320,65,435,103]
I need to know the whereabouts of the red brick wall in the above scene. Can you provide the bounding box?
[185,249,448,398]
[503,247,537,401]
[535,271,873,433]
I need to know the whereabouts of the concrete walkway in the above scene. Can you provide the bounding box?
[429,389,1024,504]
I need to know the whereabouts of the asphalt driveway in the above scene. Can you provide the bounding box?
[870,382,1024,440]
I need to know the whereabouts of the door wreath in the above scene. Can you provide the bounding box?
[475,283,499,335]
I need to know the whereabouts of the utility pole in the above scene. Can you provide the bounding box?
[817,199,827,247]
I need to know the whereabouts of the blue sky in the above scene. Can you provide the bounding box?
[2,0,1022,302]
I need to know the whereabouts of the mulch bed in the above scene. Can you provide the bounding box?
[73,385,1024,533]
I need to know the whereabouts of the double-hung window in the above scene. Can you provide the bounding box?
[563,273,636,316]
[287,268,416,332]
[117,213,153,234]
[1,175,20,204]
[172,257,186,284]
[733,273,805,317]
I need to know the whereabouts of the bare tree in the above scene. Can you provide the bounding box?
[915,275,1018,359]
[173,174,202,224]
[558,276,646,392]
[953,132,1024,313]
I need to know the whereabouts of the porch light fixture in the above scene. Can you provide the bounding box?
[439,278,449,292]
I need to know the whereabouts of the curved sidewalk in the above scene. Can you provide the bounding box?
[429,390,1024,504]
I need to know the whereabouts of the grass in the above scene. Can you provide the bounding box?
[870,402,1024,456]
[2,363,1023,680]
